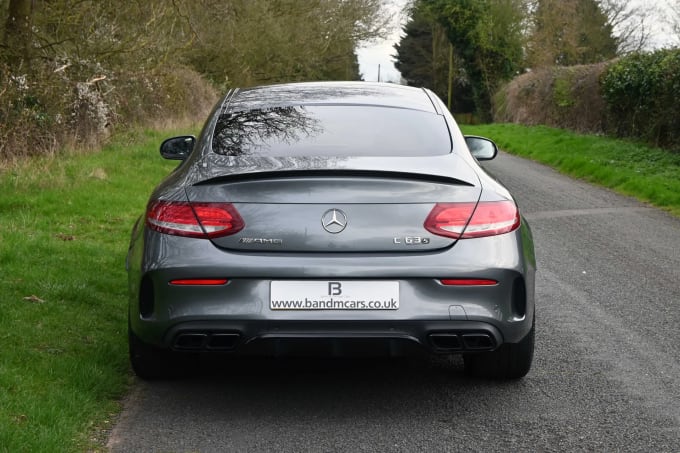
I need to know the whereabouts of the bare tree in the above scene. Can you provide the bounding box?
[598,0,656,53]
[527,0,617,66]
[181,0,392,86]
[666,0,680,44]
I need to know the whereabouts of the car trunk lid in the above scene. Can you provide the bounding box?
[184,155,482,252]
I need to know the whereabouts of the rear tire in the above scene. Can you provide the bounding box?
[463,320,535,380]
[129,326,173,380]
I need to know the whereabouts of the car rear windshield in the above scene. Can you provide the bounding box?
[211,105,452,157]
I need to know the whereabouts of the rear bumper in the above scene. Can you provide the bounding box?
[128,225,536,354]
[163,320,503,357]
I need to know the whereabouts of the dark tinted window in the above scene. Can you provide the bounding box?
[212,105,451,157]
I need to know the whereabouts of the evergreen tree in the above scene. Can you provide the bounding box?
[420,0,527,120]
[393,5,474,113]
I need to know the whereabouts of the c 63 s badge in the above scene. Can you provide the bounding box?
[393,236,430,245]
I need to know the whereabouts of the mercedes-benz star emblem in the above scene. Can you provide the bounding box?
[321,209,348,234]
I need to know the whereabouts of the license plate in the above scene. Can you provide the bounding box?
[270,281,399,310]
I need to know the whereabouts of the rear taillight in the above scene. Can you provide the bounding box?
[424,201,520,239]
[146,201,244,238]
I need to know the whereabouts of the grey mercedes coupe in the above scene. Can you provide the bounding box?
[126,82,536,380]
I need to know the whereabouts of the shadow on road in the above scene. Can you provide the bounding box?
[136,355,523,418]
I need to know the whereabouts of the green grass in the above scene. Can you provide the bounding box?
[462,123,680,217]
[0,129,182,452]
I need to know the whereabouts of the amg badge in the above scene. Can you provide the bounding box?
[239,238,283,245]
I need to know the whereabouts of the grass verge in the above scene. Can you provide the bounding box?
[0,129,183,452]
[462,123,680,217]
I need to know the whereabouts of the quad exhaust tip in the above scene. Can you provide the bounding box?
[173,332,240,351]
[428,332,496,351]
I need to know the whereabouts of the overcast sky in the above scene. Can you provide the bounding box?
[357,0,678,83]
[357,0,408,82]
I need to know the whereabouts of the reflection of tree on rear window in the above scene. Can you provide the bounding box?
[212,106,452,157]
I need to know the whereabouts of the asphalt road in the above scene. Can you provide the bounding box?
[108,152,680,452]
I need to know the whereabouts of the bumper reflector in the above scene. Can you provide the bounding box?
[169,279,229,286]
[439,279,498,286]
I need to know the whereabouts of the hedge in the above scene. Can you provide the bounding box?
[601,48,680,150]
[494,48,680,151]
